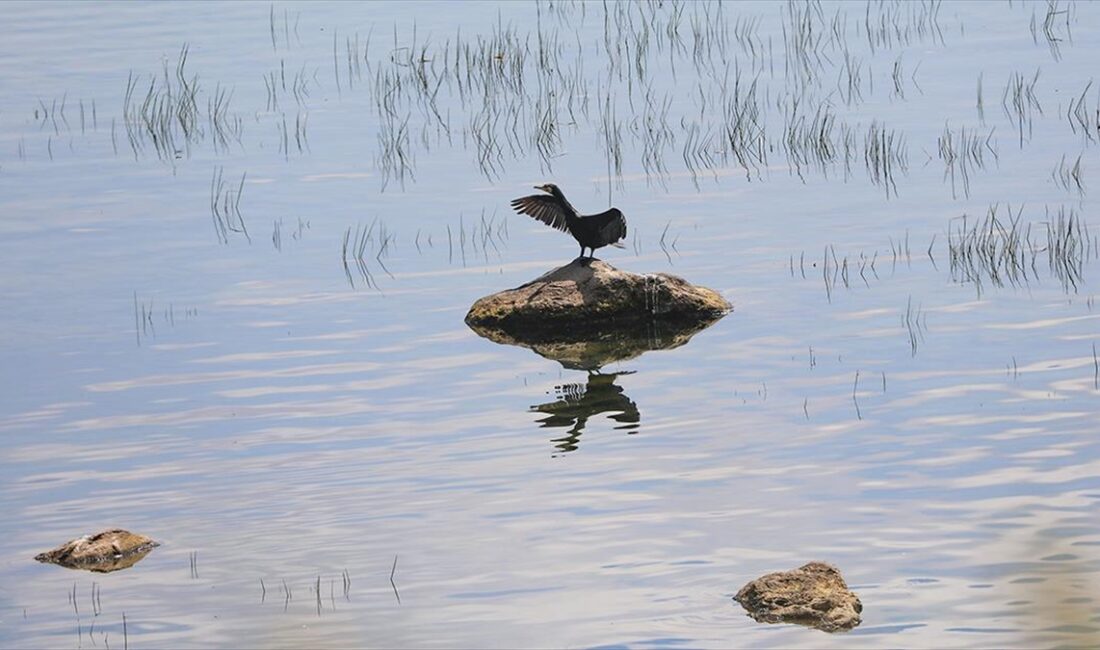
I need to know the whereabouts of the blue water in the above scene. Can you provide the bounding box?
[0,1,1098,647]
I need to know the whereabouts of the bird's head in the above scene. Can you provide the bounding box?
[534,183,559,195]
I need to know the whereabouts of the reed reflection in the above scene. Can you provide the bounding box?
[531,370,640,455]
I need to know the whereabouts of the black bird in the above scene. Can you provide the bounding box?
[510,183,627,258]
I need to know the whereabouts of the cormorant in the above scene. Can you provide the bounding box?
[510,184,627,258]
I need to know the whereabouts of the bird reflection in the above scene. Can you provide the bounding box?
[530,371,640,454]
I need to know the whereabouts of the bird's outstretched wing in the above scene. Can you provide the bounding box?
[510,194,571,233]
[590,208,627,245]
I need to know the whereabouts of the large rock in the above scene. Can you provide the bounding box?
[733,562,862,632]
[465,259,731,338]
[35,529,160,573]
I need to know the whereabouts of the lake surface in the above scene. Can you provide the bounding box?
[1,1,1099,647]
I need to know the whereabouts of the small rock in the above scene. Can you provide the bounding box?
[465,258,731,336]
[35,529,160,573]
[733,562,862,632]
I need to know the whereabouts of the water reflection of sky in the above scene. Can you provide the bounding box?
[1,1,1099,647]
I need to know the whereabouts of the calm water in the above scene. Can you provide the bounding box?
[1,1,1099,647]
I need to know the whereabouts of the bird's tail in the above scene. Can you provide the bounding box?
[610,242,626,249]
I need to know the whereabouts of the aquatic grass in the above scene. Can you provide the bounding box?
[133,292,155,346]
[126,44,202,160]
[680,118,720,189]
[852,370,862,420]
[837,48,866,107]
[780,98,854,180]
[864,120,908,197]
[942,203,1094,295]
[390,555,401,605]
[902,295,927,357]
[636,85,674,187]
[1044,205,1092,292]
[780,0,832,88]
[464,210,509,263]
[1001,68,1043,147]
[719,69,768,180]
[268,4,299,52]
[1051,153,1084,195]
[271,219,283,251]
[657,219,680,264]
[947,203,1033,295]
[132,292,197,345]
[890,53,906,100]
[210,167,250,244]
[809,243,887,301]
[1066,79,1098,143]
[862,0,944,52]
[1093,342,1099,390]
[33,95,65,135]
[270,216,310,251]
[376,110,414,190]
[332,0,971,195]
[77,98,98,135]
[11,0,1083,201]
[937,123,997,199]
[207,83,242,153]
[0,0,1008,198]
[91,582,102,616]
[341,221,378,289]
[262,69,281,112]
[1031,0,1073,61]
[598,88,624,196]
[975,72,986,123]
[120,43,246,163]
[250,571,357,614]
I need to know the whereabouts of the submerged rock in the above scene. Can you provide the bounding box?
[465,258,731,338]
[35,529,160,573]
[733,562,862,632]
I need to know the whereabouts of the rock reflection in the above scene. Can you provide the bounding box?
[37,546,156,573]
[469,306,725,452]
[531,371,640,454]
[467,310,726,371]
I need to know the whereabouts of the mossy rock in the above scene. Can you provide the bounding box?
[465,258,731,338]
[734,562,863,632]
[35,529,160,573]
